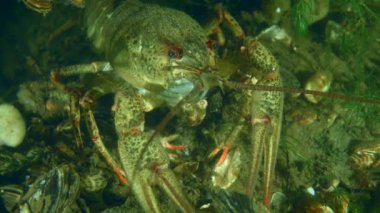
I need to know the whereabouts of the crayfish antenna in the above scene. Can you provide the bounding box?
[223,80,380,105]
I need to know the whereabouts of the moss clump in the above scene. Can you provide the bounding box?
[291,0,315,35]
[332,0,368,59]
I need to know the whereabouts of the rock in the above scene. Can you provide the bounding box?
[0,104,26,147]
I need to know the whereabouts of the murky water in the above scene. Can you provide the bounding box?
[1,0,380,212]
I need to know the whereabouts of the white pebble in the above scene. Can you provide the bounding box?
[0,104,26,147]
[306,187,316,196]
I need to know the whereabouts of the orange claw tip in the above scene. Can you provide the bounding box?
[164,143,187,151]
[263,194,270,206]
[216,145,230,167]
[114,167,129,186]
[166,144,186,150]
[251,116,272,125]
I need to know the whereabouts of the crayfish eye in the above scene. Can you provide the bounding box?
[168,47,183,59]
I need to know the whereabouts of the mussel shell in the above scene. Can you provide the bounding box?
[69,0,85,8]
[20,164,80,212]
[22,0,52,14]
[0,185,24,212]
[304,71,332,104]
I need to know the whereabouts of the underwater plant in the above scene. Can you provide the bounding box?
[291,0,315,35]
